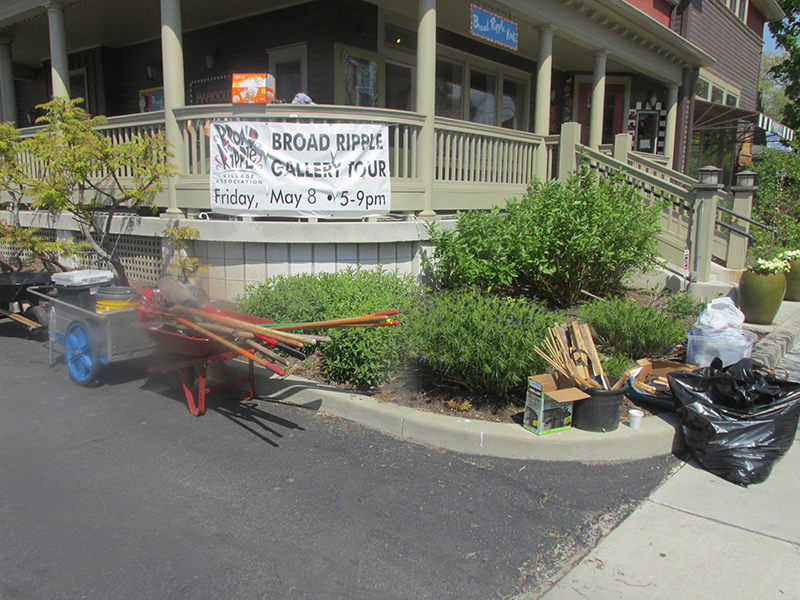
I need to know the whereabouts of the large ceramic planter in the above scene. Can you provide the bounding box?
[738,271,786,324]
[785,259,800,301]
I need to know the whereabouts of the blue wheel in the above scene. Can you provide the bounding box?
[65,320,99,385]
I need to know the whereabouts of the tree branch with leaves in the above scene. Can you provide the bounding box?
[15,97,177,284]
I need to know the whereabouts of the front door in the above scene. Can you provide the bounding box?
[577,83,626,145]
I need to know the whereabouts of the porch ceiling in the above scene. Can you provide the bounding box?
[0,0,307,67]
[1,0,711,85]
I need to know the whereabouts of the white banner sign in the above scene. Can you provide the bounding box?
[210,122,391,217]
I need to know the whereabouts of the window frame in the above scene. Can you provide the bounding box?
[267,43,308,103]
[435,45,531,130]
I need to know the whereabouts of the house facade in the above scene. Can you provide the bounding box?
[0,0,778,297]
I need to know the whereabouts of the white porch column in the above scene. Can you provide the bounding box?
[416,0,436,217]
[663,83,679,165]
[161,0,186,216]
[588,51,607,149]
[534,27,553,180]
[0,39,16,124]
[47,2,69,98]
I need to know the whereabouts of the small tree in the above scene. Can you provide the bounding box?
[10,97,176,284]
[163,225,207,283]
[0,122,87,273]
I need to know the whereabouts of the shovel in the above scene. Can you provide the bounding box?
[157,277,316,347]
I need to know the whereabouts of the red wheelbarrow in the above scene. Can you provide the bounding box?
[145,308,283,416]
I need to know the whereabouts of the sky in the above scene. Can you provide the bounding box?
[764,29,779,52]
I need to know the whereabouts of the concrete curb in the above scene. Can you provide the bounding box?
[220,304,800,462]
[750,304,800,369]
[221,365,683,462]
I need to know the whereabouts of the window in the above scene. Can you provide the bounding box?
[726,93,738,107]
[635,111,659,153]
[70,69,89,112]
[469,70,496,125]
[436,59,463,119]
[696,78,709,100]
[434,55,528,130]
[711,86,725,104]
[502,78,525,129]
[268,43,308,103]
[383,19,416,111]
[726,0,748,21]
[386,62,413,111]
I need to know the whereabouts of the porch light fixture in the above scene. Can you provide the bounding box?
[205,54,214,69]
[147,64,156,80]
[649,93,658,107]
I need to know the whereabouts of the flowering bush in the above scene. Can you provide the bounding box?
[749,257,791,275]
[779,250,800,261]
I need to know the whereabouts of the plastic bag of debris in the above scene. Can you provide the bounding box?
[686,297,756,367]
[669,358,800,486]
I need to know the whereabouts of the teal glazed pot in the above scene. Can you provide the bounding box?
[738,270,786,325]
[784,259,800,302]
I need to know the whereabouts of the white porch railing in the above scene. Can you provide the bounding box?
[173,104,426,181]
[10,110,756,284]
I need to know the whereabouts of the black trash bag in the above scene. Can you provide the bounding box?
[668,358,800,487]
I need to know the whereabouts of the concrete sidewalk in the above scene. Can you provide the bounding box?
[537,300,800,600]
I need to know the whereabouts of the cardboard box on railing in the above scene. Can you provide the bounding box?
[523,374,589,435]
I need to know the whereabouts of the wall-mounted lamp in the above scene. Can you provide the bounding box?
[649,94,658,107]
[147,64,157,80]
[550,89,556,102]
[205,54,214,70]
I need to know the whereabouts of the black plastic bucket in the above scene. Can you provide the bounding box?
[572,377,627,432]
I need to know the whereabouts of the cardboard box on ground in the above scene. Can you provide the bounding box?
[523,374,590,435]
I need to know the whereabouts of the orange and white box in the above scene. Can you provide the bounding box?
[231,73,275,104]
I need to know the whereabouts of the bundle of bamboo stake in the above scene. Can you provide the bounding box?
[534,321,610,390]
[142,294,400,378]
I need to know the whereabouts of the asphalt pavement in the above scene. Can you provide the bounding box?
[536,300,800,600]
[0,321,675,600]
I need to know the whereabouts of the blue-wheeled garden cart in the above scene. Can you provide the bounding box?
[28,281,155,385]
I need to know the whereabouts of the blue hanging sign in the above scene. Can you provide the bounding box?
[470,5,518,51]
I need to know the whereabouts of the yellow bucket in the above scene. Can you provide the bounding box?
[95,286,138,313]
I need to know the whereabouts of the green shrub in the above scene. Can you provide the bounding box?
[662,291,705,322]
[407,288,563,403]
[238,267,419,388]
[427,167,665,307]
[578,297,687,360]
[425,205,522,292]
[749,142,800,260]
[600,350,636,379]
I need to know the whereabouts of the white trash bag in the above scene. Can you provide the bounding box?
[686,297,757,367]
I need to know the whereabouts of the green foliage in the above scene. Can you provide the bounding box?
[749,143,800,260]
[600,350,636,379]
[578,297,688,360]
[760,50,790,122]
[0,121,89,273]
[0,220,88,273]
[0,97,176,284]
[238,267,418,389]
[425,206,521,291]
[769,0,800,133]
[408,288,564,403]
[163,225,207,282]
[426,167,664,307]
[662,291,705,322]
